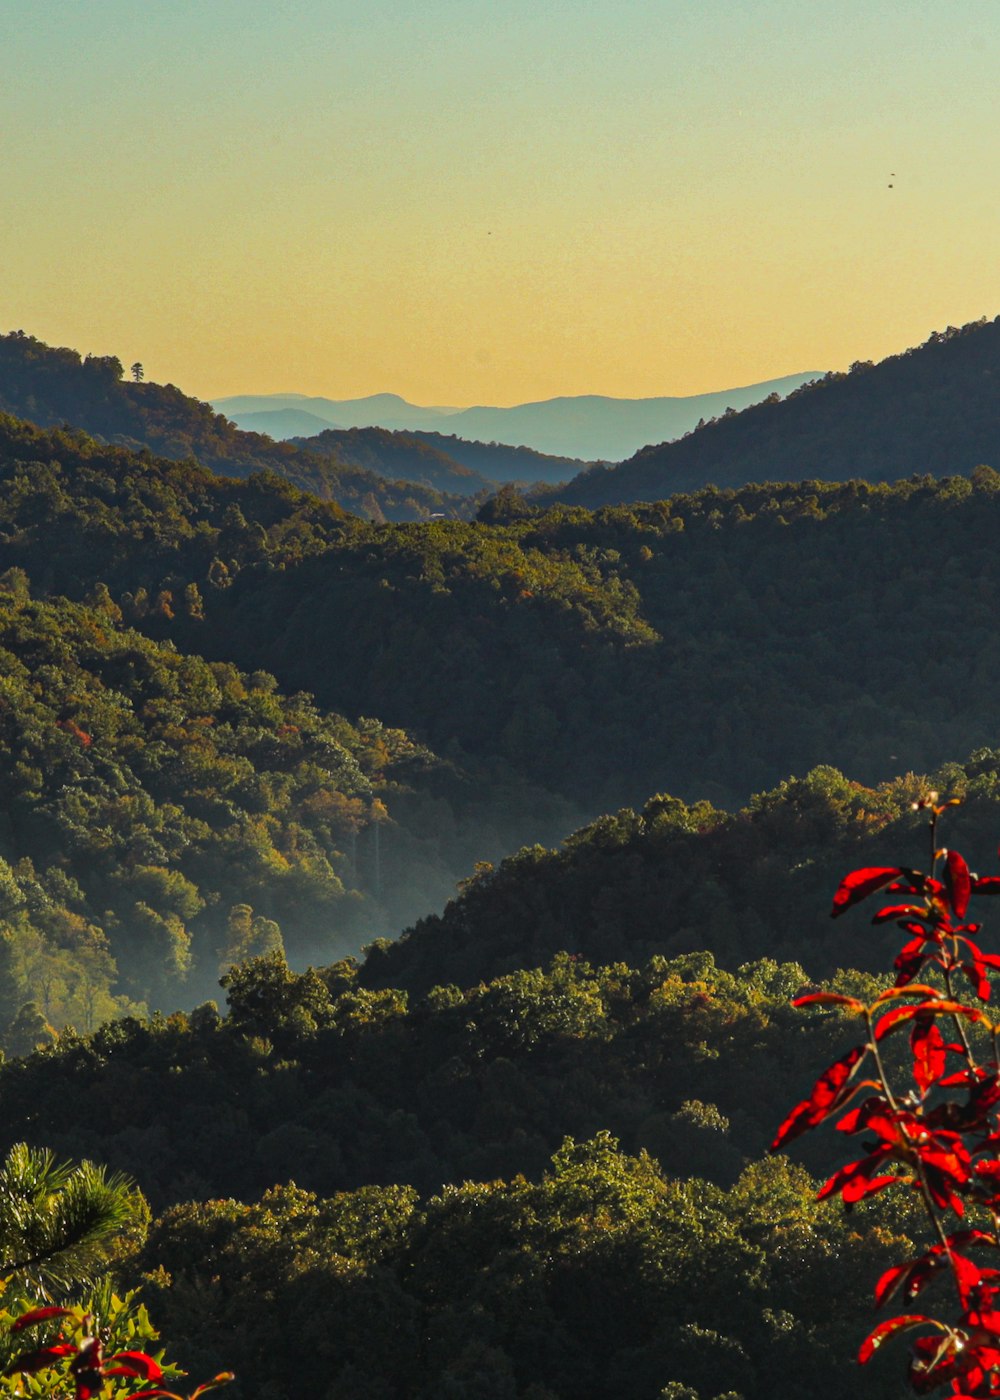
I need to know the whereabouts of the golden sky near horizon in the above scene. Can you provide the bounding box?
[3,0,1000,405]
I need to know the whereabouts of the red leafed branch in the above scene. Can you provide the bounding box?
[4,1305,234,1400]
[774,796,1000,1396]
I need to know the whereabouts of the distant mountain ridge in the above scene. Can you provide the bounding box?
[213,371,820,461]
[551,316,1000,507]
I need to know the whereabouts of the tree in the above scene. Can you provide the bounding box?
[0,1142,145,1292]
[773,796,1000,1395]
[130,363,144,383]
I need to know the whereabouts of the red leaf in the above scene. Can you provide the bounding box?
[876,999,982,1041]
[191,1377,236,1398]
[873,982,941,1004]
[874,1260,919,1308]
[817,1155,897,1203]
[5,1344,76,1375]
[875,1004,921,1040]
[106,1353,164,1382]
[842,1172,899,1203]
[11,1307,72,1333]
[894,935,930,987]
[831,867,906,918]
[911,1015,946,1091]
[946,850,973,920]
[770,1045,867,1151]
[961,961,992,1001]
[859,1314,936,1365]
[871,904,934,926]
[790,992,865,1011]
[973,876,1000,896]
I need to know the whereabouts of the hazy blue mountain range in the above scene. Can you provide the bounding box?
[214,391,461,432]
[236,407,342,437]
[212,372,820,461]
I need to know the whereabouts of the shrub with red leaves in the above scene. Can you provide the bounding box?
[774,795,1000,1396]
[4,1305,232,1400]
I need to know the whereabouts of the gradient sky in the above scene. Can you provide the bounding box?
[3,0,999,404]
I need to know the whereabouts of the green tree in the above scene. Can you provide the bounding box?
[0,1143,145,1292]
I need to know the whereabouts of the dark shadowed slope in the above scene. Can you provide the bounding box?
[553,317,1000,507]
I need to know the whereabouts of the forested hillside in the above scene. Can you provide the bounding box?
[409,429,591,484]
[164,470,1000,810]
[6,328,1000,1400]
[0,588,460,1026]
[552,316,1000,506]
[13,750,986,1203]
[293,424,593,491]
[0,777,944,1396]
[0,331,469,520]
[4,412,1000,812]
[291,425,495,495]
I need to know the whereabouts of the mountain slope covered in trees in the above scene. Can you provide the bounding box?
[290,425,496,495]
[0,331,470,520]
[0,758,956,1398]
[551,316,1000,506]
[164,471,1000,810]
[2,343,995,1397]
[294,424,591,489]
[0,587,457,1027]
[4,412,1000,813]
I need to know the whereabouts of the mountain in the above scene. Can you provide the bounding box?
[213,372,820,461]
[235,407,342,438]
[0,587,446,1021]
[0,755,962,1398]
[0,331,471,521]
[409,430,591,484]
[146,472,1000,815]
[439,375,820,460]
[215,390,462,432]
[291,426,496,496]
[552,316,1000,508]
[8,420,1000,817]
[362,760,1000,997]
[296,425,591,489]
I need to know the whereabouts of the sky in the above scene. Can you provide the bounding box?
[2,0,999,405]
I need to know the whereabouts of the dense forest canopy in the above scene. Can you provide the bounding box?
[3,408,1000,812]
[0,938,920,1398]
[0,587,460,1031]
[408,429,591,484]
[164,469,1000,811]
[125,1136,916,1399]
[551,316,1000,506]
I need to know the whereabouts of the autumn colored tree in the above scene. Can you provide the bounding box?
[774,795,1000,1395]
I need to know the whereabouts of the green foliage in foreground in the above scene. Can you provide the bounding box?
[133,1137,913,1400]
